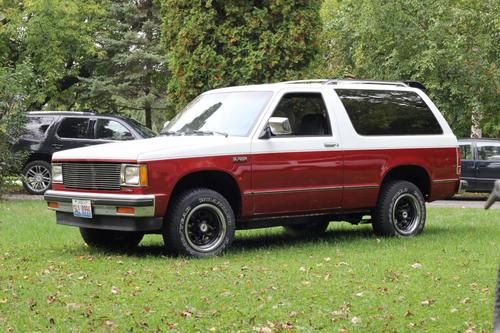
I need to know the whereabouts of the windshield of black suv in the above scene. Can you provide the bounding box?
[128,118,156,138]
[163,91,273,137]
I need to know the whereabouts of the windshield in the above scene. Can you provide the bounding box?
[129,118,156,138]
[164,91,273,137]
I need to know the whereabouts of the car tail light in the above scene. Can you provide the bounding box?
[456,147,461,176]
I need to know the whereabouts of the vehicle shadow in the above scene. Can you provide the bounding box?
[75,223,453,258]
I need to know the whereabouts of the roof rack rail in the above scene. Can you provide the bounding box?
[324,79,408,87]
[324,79,427,91]
[281,79,328,84]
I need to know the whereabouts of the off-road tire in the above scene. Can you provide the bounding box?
[372,180,426,237]
[162,188,235,257]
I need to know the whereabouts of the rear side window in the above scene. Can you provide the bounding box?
[22,116,54,140]
[57,117,90,139]
[336,89,443,135]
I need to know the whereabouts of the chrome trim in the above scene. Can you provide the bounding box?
[432,178,459,184]
[247,186,343,196]
[44,190,155,217]
[343,185,379,190]
[458,180,468,194]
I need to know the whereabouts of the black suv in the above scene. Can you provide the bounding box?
[13,111,155,194]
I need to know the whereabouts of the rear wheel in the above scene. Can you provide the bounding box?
[372,180,426,237]
[163,188,235,257]
[22,160,52,195]
[80,228,144,250]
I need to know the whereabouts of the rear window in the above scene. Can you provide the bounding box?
[336,89,443,136]
[22,116,55,140]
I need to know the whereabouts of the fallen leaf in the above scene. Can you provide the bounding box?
[411,263,423,269]
[104,320,116,331]
[111,286,120,295]
[420,299,434,306]
[404,310,413,317]
[180,310,193,318]
[350,316,361,325]
[47,295,56,304]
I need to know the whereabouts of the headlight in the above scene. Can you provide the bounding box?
[52,163,63,183]
[121,164,148,187]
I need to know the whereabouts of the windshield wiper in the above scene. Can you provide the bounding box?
[160,131,182,136]
[192,130,228,137]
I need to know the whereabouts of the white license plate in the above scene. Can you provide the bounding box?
[72,199,93,219]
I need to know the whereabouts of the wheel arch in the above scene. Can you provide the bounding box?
[168,170,242,217]
[381,165,431,199]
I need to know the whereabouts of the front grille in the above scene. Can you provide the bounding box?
[62,163,121,190]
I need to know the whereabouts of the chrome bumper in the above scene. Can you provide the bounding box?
[458,180,468,194]
[44,190,155,217]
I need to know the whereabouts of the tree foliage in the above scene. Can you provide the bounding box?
[318,0,499,137]
[81,0,169,129]
[1,0,104,110]
[161,0,322,111]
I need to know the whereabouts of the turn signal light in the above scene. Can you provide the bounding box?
[116,207,135,215]
[47,202,59,209]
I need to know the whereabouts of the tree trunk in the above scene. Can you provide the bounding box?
[145,102,152,129]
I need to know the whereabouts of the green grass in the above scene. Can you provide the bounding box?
[0,201,498,332]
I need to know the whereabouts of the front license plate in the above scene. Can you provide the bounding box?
[72,199,93,219]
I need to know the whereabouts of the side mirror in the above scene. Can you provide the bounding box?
[259,117,292,139]
[269,117,292,136]
[485,179,500,209]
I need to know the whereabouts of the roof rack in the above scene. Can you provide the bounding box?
[324,79,408,87]
[324,79,427,91]
[281,79,328,84]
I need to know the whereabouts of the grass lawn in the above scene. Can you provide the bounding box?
[0,200,498,332]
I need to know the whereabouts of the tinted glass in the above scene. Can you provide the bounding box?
[477,141,500,161]
[95,119,133,140]
[336,89,443,135]
[57,118,90,139]
[165,91,273,137]
[459,144,473,160]
[271,93,331,136]
[23,116,54,140]
[128,118,156,138]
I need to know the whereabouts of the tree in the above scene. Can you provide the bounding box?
[161,0,322,111]
[318,0,499,137]
[0,0,104,110]
[80,0,169,129]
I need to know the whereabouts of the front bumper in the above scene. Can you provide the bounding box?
[44,190,162,232]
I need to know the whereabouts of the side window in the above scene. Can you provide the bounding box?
[459,144,473,160]
[57,117,90,139]
[477,141,500,161]
[22,116,54,140]
[270,93,331,136]
[95,119,133,140]
[336,89,443,135]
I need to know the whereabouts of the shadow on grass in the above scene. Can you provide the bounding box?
[70,222,454,258]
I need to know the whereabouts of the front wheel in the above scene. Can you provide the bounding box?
[163,188,235,257]
[80,228,144,250]
[372,181,426,237]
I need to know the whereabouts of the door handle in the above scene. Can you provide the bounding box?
[324,142,339,148]
[51,144,63,149]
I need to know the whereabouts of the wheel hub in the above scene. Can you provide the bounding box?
[199,222,208,233]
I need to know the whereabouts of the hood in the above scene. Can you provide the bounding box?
[52,135,251,162]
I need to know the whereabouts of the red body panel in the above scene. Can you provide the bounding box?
[53,147,459,220]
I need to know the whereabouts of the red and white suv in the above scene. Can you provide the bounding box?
[44,80,465,257]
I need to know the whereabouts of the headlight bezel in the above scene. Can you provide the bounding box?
[52,163,63,184]
[120,164,148,187]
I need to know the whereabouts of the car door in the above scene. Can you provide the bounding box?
[50,116,93,152]
[250,91,343,216]
[474,140,500,192]
[459,141,476,190]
